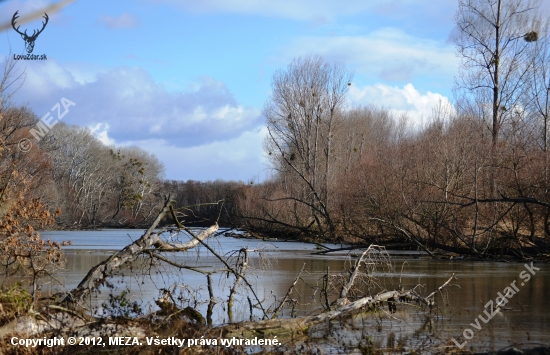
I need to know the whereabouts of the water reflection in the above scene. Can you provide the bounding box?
[39,230,550,352]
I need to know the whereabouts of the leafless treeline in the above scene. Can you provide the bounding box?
[4,0,550,257]
[162,179,245,226]
[233,0,550,257]
[236,90,550,256]
[0,95,166,228]
[43,123,165,227]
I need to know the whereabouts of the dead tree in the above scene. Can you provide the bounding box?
[221,274,455,335]
[61,197,219,308]
[59,196,270,324]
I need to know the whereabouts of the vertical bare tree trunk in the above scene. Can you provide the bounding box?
[492,0,502,153]
[263,56,352,241]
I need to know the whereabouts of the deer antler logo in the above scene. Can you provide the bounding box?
[12,11,49,54]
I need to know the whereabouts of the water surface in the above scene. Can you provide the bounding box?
[39,229,550,353]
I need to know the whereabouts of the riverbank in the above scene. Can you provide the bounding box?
[30,229,550,350]
[0,220,543,355]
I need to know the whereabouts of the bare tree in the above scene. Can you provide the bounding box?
[454,0,542,152]
[263,56,352,241]
[526,18,550,235]
[528,19,550,152]
[46,124,165,227]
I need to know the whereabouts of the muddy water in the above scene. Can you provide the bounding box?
[40,229,550,353]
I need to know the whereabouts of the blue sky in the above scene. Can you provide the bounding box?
[2,0,537,182]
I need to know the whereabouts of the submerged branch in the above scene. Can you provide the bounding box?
[222,273,455,334]
[61,197,219,308]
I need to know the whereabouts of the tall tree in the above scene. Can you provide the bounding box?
[263,56,352,240]
[527,19,550,152]
[526,18,550,235]
[454,0,542,151]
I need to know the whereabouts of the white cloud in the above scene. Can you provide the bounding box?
[15,60,77,101]
[62,62,107,85]
[280,28,458,85]
[129,126,269,182]
[99,13,139,29]
[348,83,454,126]
[89,123,115,146]
[12,61,263,149]
[10,60,266,181]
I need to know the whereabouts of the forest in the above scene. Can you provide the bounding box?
[2,0,550,261]
[0,0,550,354]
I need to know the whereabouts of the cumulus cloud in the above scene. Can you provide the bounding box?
[124,126,268,181]
[348,83,454,126]
[99,13,139,29]
[12,60,262,149]
[89,123,116,146]
[9,60,267,181]
[13,60,76,103]
[281,28,458,86]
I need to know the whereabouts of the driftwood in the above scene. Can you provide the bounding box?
[271,263,305,318]
[228,248,249,322]
[337,245,382,307]
[2,197,225,339]
[168,205,269,320]
[221,273,455,334]
[60,196,267,320]
[61,197,219,307]
[55,199,454,334]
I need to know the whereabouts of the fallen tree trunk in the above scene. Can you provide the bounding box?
[221,274,455,334]
[61,197,219,307]
[337,245,384,307]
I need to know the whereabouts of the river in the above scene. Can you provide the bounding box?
[38,228,550,353]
